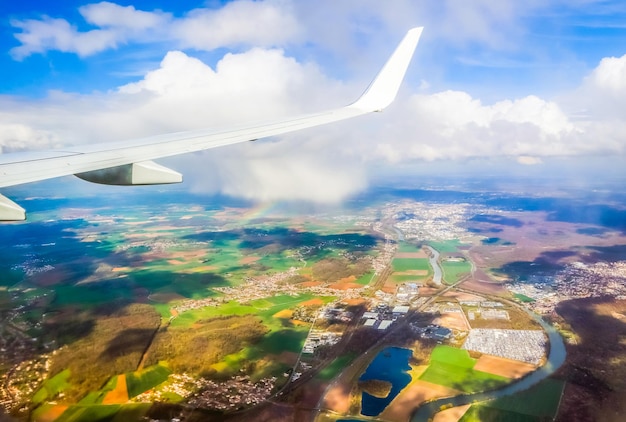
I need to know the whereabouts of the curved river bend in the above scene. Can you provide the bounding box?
[411,313,566,421]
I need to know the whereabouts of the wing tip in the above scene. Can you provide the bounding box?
[0,194,26,221]
[350,26,423,112]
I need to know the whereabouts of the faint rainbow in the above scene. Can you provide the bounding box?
[239,202,276,224]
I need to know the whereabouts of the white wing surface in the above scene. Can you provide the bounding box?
[0,27,423,220]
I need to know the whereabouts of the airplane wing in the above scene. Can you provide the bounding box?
[0,27,423,221]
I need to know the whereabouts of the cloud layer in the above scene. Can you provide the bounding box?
[10,1,299,60]
[3,1,626,202]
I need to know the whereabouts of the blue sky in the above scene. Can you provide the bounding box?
[2,1,626,202]
[3,1,626,98]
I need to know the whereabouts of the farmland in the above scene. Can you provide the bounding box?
[418,346,509,393]
[4,183,626,422]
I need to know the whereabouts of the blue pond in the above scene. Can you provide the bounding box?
[359,346,413,416]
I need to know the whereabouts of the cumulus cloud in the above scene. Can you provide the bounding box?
[2,40,626,201]
[10,0,299,60]
[4,1,626,202]
[80,2,170,30]
[0,123,58,153]
[10,17,120,59]
[171,1,301,51]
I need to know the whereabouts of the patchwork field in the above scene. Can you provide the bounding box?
[418,346,509,393]
[473,355,536,379]
[380,379,461,421]
[10,187,623,422]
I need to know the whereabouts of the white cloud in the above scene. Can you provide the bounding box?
[0,123,58,153]
[10,0,299,60]
[3,41,626,201]
[79,2,170,30]
[172,0,300,50]
[585,53,626,95]
[10,17,120,59]
[4,1,626,202]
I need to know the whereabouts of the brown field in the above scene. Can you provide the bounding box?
[240,256,261,264]
[419,287,441,296]
[433,312,469,331]
[468,211,626,268]
[275,351,299,366]
[178,265,218,273]
[300,298,324,307]
[167,259,184,265]
[34,405,69,422]
[124,233,161,239]
[338,275,357,283]
[292,320,309,326]
[273,309,294,319]
[394,270,429,276]
[442,291,485,302]
[341,298,368,306]
[323,383,352,414]
[382,282,397,293]
[461,278,507,295]
[556,298,626,421]
[432,404,471,422]
[102,374,129,404]
[162,250,208,263]
[473,355,536,378]
[380,380,461,422]
[328,282,363,290]
[299,281,322,288]
[396,251,428,259]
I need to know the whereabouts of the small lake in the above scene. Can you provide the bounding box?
[359,346,413,416]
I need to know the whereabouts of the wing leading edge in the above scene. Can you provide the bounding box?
[0,27,423,221]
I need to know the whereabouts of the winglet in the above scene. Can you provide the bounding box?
[350,27,423,112]
[0,194,26,221]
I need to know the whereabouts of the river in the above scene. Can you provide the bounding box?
[425,246,442,285]
[411,312,566,421]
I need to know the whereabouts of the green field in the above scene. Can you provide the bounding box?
[391,258,431,273]
[460,378,565,421]
[441,260,472,284]
[419,346,509,393]
[397,242,423,253]
[355,272,374,285]
[317,353,356,381]
[55,404,121,422]
[32,369,71,404]
[170,301,256,327]
[514,293,536,303]
[48,403,152,422]
[126,365,171,398]
[51,284,135,309]
[428,240,463,253]
[5,201,387,418]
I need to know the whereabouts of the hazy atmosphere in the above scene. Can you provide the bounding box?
[4,3,626,422]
